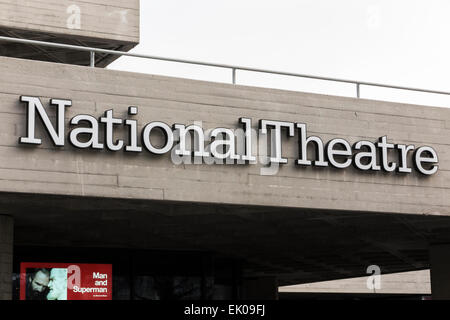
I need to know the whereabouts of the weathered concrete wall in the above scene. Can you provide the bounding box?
[0,0,139,43]
[0,215,13,300]
[279,270,431,295]
[0,56,449,216]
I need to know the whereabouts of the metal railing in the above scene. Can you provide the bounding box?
[1,35,450,99]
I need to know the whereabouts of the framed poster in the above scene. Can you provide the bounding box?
[20,262,112,300]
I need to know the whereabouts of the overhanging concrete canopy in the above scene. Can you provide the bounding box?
[0,56,450,285]
[0,0,139,67]
[7,192,450,286]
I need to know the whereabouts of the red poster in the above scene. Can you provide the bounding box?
[20,262,112,300]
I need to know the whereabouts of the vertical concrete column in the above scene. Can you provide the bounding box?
[430,244,450,300]
[241,277,278,300]
[0,215,13,300]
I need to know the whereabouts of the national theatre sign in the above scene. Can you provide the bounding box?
[18,96,439,175]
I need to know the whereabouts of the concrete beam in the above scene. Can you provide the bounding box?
[430,244,450,299]
[0,215,13,300]
[279,270,431,295]
[0,57,449,216]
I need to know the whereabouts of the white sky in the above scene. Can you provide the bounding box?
[109,0,450,108]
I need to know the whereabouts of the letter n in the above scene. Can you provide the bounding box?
[19,96,71,146]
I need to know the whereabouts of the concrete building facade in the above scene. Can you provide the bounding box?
[0,0,449,300]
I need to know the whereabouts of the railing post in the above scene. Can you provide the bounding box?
[232,68,236,85]
[90,51,95,68]
[356,83,360,98]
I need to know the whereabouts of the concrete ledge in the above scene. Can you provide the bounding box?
[0,0,139,67]
[279,270,431,295]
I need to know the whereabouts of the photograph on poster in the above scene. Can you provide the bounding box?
[20,263,112,301]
